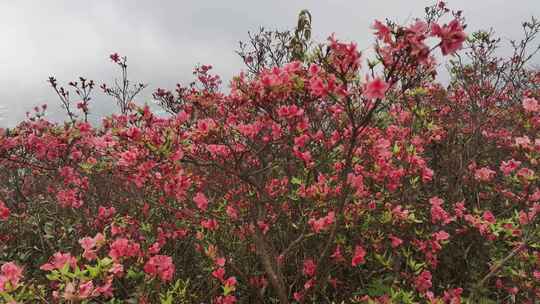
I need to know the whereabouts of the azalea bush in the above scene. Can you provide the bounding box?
[1,2,540,303]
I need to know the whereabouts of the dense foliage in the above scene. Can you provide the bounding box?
[1,2,540,303]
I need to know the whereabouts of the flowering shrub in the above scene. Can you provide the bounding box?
[1,2,540,303]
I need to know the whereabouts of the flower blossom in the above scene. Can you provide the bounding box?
[144,255,175,282]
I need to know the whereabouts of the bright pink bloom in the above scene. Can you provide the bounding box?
[351,245,366,267]
[144,255,175,282]
[433,230,450,242]
[389,235,403,248]
[364,78,389,100]
[224,276,237,289]
[108,238,141,261]
[0,201,9,221]
[201,218,219,230]
[430,196,452,225]
[0,262,23,289]
[474,167,496,182]
[79,237,96,251]
[308,211,335,233]
[483,211,496,224]
[215,295,237,304]
[309,76,327,97]
[109,263,124,277]
[515,136,531,148]
[117,150,138,167]
[95,279,114,298]
[500,159,521,176]
[517,167,535,180]
[415,270,432,293]
[373,20,392,43]
[523,97,539,112]
[194,192,209,211]
[40,252,77,271]
[78,280,94,299]
[431,19,466,55]
[79,236,98,261]
[212,267,226,281]
[303,259,317,277]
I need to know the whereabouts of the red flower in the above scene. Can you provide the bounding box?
[415,270,432,293]
[389,235,403,248]
[364,78,389,100]
[0,262,23,290]
[302,259,317,277]
[373,20,392,43]
[40,252,77,271]
[431,19,467,55]
[144,255,175,282]
[351,245,366,267]
[108,238,141,261]
[0,201,9,221]
[474,167,496,182]
[193,192,209,211]
[522,97,539,112]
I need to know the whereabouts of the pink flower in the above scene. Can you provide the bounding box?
[108,238,141,261]
[79,237,96,251]
[433,230,450,242]
[515,136,531,148]
[40,252,77,271]
[517,167,535,181]
[351,245,366,267]
[201,219,219,230]
[364,78,389,100]
[215,295,237,304]
[522,97,539,112]
[303,259,317,277]
[224,276,237,289]
[144,255,175,282]
[309,76,327,97]
[193,192,209,211]
[482,211,496,224]
[373,20,392,43]
[117,150,138,167]
[293,292,304,302]
[500,159,521,176]
[226,205,238,220]
[431,19,467,55]
[0,262,23,290]
[389,235,403,248]
[308,211,335,233]
[0,201,10,221]
[415,270,432,293]
[79,236,98,261]
[212,267,226,281]
[78,280,94,299]
[257,220,270,235]
[429,196,452,225]
[95,279,114,298]
[308,64,321,76]
[109,263,124,277]
[474,167,496,182]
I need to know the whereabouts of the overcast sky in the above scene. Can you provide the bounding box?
[1,1,539,127]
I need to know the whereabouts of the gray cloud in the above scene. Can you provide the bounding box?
[1,0,539,127]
